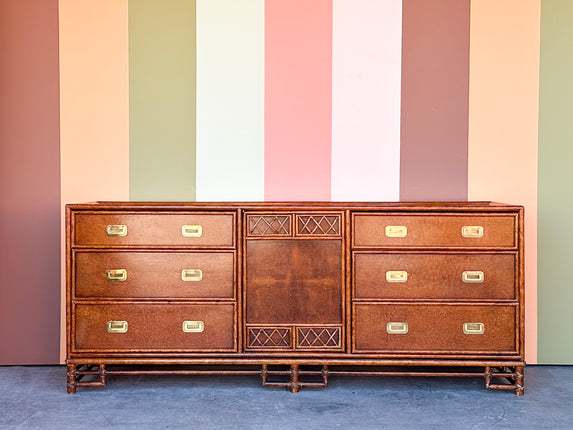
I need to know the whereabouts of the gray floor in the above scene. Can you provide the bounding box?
[1,366,572,429]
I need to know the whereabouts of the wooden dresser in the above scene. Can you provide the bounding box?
[66,201,524,394]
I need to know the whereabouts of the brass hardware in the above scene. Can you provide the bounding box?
[386,322,408,334]
[461,226,484,238]
[106,225,127,237]
[106,321,128,333]
[182,321,205,333]
[386,271,408,283]
[182,225,202,237]
[181,269,203,282]
[106,269,127,282]
[385,226,407,238]
[463,322,485,335]
[462,271,484,283]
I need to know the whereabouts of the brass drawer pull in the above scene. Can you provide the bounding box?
[385,225,407,238]
[106,269,127,282]
[106,321,128,333]
[106,224,127,237]
[386,271,408,283]
[182,225,202,237]
[182,320,205,333]
[181,269,203,282]
[386,322,408,334]
[463,322,485,335]
[462,271,484,283]
[461,225,484,238]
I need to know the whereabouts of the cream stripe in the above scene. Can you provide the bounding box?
[468,0,540,363]
[59,0,130,363]
[196,0,264,201]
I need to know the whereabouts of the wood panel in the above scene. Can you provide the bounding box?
[246,240,342,325]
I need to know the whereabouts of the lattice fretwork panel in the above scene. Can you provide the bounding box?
[248,328,292,348]
[248,215,291,236]
[296,215,341,236]
[297,327,341,348]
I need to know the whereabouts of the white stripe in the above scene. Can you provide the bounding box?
[196,0,264,201]
[331,0,402,201]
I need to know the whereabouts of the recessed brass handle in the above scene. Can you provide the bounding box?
[386,271,408,283]
[463,322,485,335]
[461,226,484,238]
[106,225,127,237]
[385,226,407,238]
[182,225,202,237]
[182,320,204,333]
[106,321,128,333]
[181,269,203,282]
[106,269,127,282]
[386,322,408,334]
[462,271,484,283]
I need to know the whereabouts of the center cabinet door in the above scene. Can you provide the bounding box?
[244,213,344,352]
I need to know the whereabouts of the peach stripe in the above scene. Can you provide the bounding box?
[59,0,130,363]
[264,0,332,201]
[468,0,540,363]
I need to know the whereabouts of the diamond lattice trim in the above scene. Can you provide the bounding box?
[297,328,340,348]
[297,215,340,235]
[248,328,291,348]
[248,216,291,236]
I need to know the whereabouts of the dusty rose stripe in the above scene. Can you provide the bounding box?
[400,0,470,201]
[0,0,61,364]
[264,0,332,201]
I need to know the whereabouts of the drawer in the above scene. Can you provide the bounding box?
[73,303,235,352]
[353,214,516,248]
[74,251,235,299]
[354,253,516,300]
[353,304,516,353]
[73,212,234,247]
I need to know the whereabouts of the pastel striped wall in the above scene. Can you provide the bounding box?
[3,0,568,365]
[59,0,130,362]
[196,0,264,201]
[0,0,61,364]
[468,0,540,364]
[538,0,573,363]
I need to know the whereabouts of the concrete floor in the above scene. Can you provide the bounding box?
[0,366,572,429]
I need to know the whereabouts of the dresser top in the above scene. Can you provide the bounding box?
[67,201,523,212]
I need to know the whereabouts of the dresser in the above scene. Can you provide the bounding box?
[66,201,524,394]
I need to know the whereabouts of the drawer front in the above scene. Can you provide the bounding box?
[73,213,234,247]
[354,253,516,300]
[353,304,516,353]
[74,252,235,299]
[353,214,515,248]
[74,303,235,352]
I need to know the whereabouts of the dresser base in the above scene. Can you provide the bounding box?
[66,362,525,395]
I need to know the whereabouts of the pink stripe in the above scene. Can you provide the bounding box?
[264,0,332,201]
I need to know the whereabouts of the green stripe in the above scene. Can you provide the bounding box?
[538,0,573,364]
[129,0,196,201]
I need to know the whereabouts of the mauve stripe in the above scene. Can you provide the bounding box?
[0,0,61,364]
[264,0,333,201]
[399,0,470,201]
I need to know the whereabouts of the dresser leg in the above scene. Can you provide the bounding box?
[514,366,524,396]
[290,365,301,393]
[67,364,77,394]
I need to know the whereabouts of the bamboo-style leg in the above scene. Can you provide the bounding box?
[290,365,301,393]
[66,364,77,394]
[514,366,524,396]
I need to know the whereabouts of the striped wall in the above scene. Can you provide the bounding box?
[0,0,61,364]
[2,0,571,365]
[538,0,573,364]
